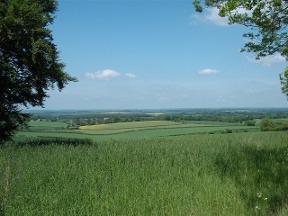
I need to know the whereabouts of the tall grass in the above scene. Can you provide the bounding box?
[1,132,287,215]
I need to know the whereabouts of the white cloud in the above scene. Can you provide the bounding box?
[247,54,286,66]
[217,95,226,103]
[85,69,137,80]
[125,73,136,78]
[198,68,220,75]
[192,7,228,26]
[205,8,228,26]
[85,69,120,80]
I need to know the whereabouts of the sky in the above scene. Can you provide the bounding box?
[41,0,287,110]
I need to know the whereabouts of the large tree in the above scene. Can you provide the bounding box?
[193,0,288,94]
[0,0,76,144]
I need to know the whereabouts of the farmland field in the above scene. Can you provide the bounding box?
[27,121,68,131]
[19,120,258,141]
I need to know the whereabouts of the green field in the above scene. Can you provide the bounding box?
[27,121,68,131]
[79,121,224,135]
[1,120,288,215]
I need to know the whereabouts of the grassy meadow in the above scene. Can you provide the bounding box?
[1,126,288,215]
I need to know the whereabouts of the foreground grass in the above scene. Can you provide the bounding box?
[1,132,288,215]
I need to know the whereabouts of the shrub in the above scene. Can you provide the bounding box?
[245,120,256,126]
[260,118,276,131]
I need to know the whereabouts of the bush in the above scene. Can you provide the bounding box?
[260,119,288,131]
[245,120,256,126]
[226,129,233,133]
[260,118,276,131]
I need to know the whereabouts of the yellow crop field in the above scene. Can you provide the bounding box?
[79,121,182,130]
[77,120,227,136]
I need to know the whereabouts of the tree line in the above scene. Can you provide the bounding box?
[28,109,288,128]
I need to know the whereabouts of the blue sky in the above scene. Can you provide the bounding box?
[43,0,287,109]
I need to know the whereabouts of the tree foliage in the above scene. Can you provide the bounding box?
[193,0,288,95]
[0,0,76,144]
